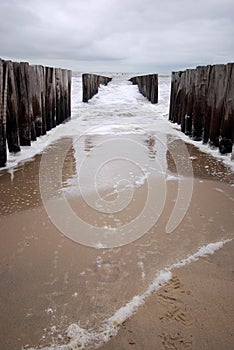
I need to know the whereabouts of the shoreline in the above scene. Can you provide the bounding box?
[0,129,233,349]
[100,239,234,350]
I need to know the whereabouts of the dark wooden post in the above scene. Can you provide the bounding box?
[169,71,183,122]
[30,65,45,137]
[208,64,227,147]
[28,65,37,141]
[151,74,158,104]
[0,59,72,167]
[5,60,21,153]
[63,69,71,122]
[55,68,62,125]
[61,69,66,122]
[129,74,158,104]
[82,73,112,102]
[169,63,234,154]
[219,63,234,153]
[68,70,72,119]
[0,59,8,167]
[45,67,56,131]
[13,62,31,146]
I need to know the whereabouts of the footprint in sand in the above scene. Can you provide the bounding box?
[157,275,193,348]
[157,276,187,306]
[163,306,192,327]
[159,331,192,350]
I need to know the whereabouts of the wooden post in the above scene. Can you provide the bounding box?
[219,63,234,153]
[0,59,8,167]
[169,71,182,122]
[28,65,37,141]
[30,65,45,137]
[5,60,21,153]
[0,58,72,167]
[68,70,72,119]
[82,73,112,102]
[45,67,56,131]
[208,64,227,147]
[129,74,158,104]
[13,62,31,146]
[169,62,234,154]
[55,68,62,125]
[151,74,158,104]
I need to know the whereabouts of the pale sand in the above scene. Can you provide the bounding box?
[0,137,233,350]
[100,240,234,350]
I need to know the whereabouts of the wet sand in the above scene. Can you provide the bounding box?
[100,239,234,350]
[0,136,233,350]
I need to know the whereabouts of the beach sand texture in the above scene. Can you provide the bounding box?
[0,133,233,350]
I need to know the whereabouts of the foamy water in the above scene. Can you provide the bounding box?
[3,72,233,173]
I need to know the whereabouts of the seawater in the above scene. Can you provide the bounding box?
[3,73,233,172]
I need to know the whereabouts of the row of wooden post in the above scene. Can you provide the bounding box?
[169,63,234,154]
[82,73,112,102]
[129,74,158,104]
[0,59,71,167]
[1,62,233,168]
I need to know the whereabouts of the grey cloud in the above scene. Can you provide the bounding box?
[0,0,233,72]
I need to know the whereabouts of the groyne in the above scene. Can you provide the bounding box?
[169,63,234,154]
[82,73,112,102]
[0,59,71,167]
[129,74,158,104]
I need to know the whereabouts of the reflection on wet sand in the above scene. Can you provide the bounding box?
[166,137,234,184]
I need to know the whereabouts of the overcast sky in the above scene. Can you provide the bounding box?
[0,0,233,73]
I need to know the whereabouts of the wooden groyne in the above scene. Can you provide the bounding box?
[82,73,112,102]
[129,74,158,104]
[169,63,234,154]
[0,59,71,167]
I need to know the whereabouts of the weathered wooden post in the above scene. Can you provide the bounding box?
[45,67,56,131]
[219,63,234,153]
[0,59,8,167]
[64,69,71,121]
[0,58,72,167]
[61,69,67,122]
[55,68,62,125]
[13,62,31,146]
[208,64,227,147]
[82,73,112,102]
[169,71,182,123]
[5,60,21,153]
[129,74,158,104]
[169,62,234,154]
[151,74,158,104]
[68,70,72,119]
[28,65,37,141]
[67,70,72,119]
[191,66,209,141]
[30,65,45,137]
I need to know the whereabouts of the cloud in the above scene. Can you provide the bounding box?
[0,0,233,72]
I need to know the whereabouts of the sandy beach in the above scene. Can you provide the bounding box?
[100,239,234,350]
[0,133,233,350]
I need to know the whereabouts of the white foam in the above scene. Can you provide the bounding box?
[1,74,233,173]
[171,240,231,269]
[84,124,146,136]
[134,174,147,187]
[25,239,231,350]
